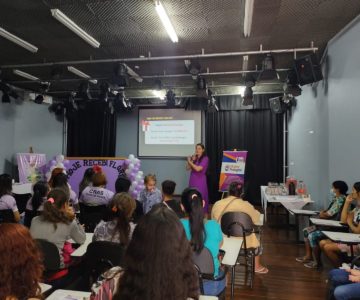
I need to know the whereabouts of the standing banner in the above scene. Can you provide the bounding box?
[17,153,47,183]
[66,157,126,196]
[219,150,248,192]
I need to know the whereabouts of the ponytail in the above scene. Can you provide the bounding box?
[181,188,205,253]
[42,188,74,229]
[106,193,136,245]
[31,181,49,211]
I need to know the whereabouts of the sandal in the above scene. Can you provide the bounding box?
[255,266,269,274]
[295,256,312,263]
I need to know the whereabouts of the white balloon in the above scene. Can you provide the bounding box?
[125,169,130,175]
[128,154,135,160]
[138,171,144,176]
[50,166,55,172]
[132,181,138,187]
[57,163,65,168]
[56,154,64,163]
[136,174,142,181]
[134,158,140,164]
[129,163,135,170]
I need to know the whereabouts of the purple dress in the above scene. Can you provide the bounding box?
[189,156,209,211]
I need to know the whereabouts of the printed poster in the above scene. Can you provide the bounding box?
[219,151,247,192]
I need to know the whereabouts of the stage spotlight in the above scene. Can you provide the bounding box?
[185,60,201,79]
[257,54,279,82]
[113,63,129,87]
[2,93,10,103]
[77,81,91,101]
[40,81,51,93]
[207,96,219,113]
[34,94,44,104]
[242,86,253,106]
[166,90,176,107]
[99,82,110,102]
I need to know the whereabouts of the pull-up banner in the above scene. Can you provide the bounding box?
[219,151,248,192]
[17,153,47,183]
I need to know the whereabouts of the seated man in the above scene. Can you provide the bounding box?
[320,182,360,268]
[161,180,184,218]
[211,181,268,274]
[296,180,348,269]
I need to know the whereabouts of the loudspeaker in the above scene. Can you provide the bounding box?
[294,53,323,86]
[269,96,285,114]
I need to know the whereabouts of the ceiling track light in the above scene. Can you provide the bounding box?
[51,9,100,48]
[0,27,38,53]
[67,66,97,84]
[243,0,254,38]
[155,1,178,43]
[13,69,39,81]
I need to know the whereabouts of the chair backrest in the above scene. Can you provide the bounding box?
[24,209,41,228]
[220,211,255,237]
[35,239,61,272]
[81,241,125,288]
[192,247,215,276]
[0,209,16,223]
[13,193,32,214]
[79,203,107,232]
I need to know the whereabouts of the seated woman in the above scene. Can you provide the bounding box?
[51,172,79,212]
[91,206,199,300]
[79,167,95,197]
[161,180,184,218]
[80,167,114,206]
[0,173,20,222]
[30,188,86,269]
[93,192,136,245]
[328,268,360,300]
[0,223,44,300]
[296,180,348,269]
[24,180,50,227]
[212,181,268,274]
[320,182,360,267]
[181,187,225,296]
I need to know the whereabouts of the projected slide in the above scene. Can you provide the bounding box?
[138,109,202,157]
[142,120,194,145]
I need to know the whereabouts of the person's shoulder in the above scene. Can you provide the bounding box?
[1,194,15,201]
[206,219,220,227]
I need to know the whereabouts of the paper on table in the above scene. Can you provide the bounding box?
[46,290,91,300]
[310,218,343,227]
[322,231,360,243]
[289,209,319,215]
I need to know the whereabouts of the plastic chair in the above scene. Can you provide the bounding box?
[192,247,227,299]
[221,211,261,290]
[79,203,106,232]
[0,209,16,223]
[76,241,125,290]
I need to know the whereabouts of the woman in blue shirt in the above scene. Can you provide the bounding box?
[180,187,225,296]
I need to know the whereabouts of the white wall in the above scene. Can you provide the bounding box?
[288,16,360,209]
[0,96,63,177]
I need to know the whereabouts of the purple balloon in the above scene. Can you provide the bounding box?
[50,160,56,166]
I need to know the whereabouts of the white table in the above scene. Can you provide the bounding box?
[199,296,218,300]
[322,231,360,257]
[46,289,91,300]
[310,218,345,228]
[261,186,313,221]
[40,283,52,294]
[221,236,243,300]
[70,233,93,257]
[12,183,32,194]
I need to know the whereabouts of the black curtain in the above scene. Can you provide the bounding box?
[67,101,117,156]
[205,94,283,205]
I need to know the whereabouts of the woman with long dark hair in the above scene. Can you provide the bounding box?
[93,192,136,245]
[24,180,50,227]
[51,172,79,211]
[187,143,209,212]
[0,173,20,222]
[91,206,199,300]
[0,223,44,300]
[180,187,225,296]
[79,167,95,197]
[30,188,86,268]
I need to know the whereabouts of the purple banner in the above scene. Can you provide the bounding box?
[17,153,47,183]
[219,151,248,192]
[66,158,126,196]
